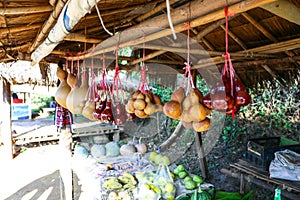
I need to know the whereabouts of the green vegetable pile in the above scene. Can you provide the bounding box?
[173,165,203,190]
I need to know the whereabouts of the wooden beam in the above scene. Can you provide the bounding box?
[0,43,31,53]
[63,33,101,43]
[0,77,13,160]
[134,0,242,29]
[0,24,41,35]
[244,37,300,53]
[128,50,167,65]
[194,15,237,42]
[0,6,52,15]
[241,12,277,42]
[67,0,278,61]
[242,11,300,65]
[28,0,67,53]
[260,0,300,25]
[231,55,300,68]
[134,0,179,22]
[220,24,247,50]
[134,44,275,58]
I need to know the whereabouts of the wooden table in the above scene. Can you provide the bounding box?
[222,159,300,200]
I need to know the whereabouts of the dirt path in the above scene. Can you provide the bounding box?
[0,145,62,200]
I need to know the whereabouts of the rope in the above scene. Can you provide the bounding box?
[166,0,177,40]
[94,0,113,36]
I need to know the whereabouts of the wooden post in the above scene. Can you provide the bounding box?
[191,70,208,179]
[0,77,13,160]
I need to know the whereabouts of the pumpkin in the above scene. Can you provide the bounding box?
[120,144,137,156]
[135,138,147,154]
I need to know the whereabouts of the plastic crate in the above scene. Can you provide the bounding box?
[245,137,300,171]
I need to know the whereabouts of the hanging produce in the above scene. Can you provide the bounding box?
[111,43,127,125]
[202,7,251,117]
[163,23,211,132]
[55,62,71,108]
[82,48,97,120]
[125,42,163,119]
[66,55,88,114]
[92,54,114,124]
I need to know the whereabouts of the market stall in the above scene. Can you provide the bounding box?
[1,0,300,199]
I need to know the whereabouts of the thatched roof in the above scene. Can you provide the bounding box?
[0,0,299,88]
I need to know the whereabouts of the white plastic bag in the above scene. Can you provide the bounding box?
[269,149,300,181]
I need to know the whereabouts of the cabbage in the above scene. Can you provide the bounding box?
[74,144,89,158]
[105,141,120,157]
[91,144,106,159]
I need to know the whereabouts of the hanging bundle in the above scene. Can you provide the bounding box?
[98,54,114,124]
[163,23,211,132]
[66,53,89,114]
[55,58,71,108]
[125,37,163,119]
[111,43,126,125]
[202,6,251,117]
[82,47,97,121]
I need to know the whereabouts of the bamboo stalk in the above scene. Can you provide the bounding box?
[0,43,31,53]
[128,50,167,65]
[0,24,41,35]
[220,24,247,50]
[66,0,278,61]
[135,0,179,22]
[28,0,67,53]
[64,33,101,43]
[0,6,52,15]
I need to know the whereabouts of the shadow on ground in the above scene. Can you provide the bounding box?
[5,170,61,200]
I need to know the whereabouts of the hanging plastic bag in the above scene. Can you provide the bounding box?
[269,149,300,181]
[154,164,176,199]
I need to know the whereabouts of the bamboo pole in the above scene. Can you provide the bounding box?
[133,44,276,58]
[64,33,101,43]
[0,43,31,53]
[128,50,167,65]
[66,0,278,61]
[135,0,180,22]
[193,37,300,69]
[28,0,67,53]
[0,6,52,15]
[0,24,41,35]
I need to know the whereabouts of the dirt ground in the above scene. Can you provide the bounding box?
[0,116,295,200]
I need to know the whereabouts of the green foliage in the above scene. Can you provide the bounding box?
[151,83,173,103]
[243,79,299,133]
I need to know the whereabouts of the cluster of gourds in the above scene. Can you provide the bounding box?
[55,67,89,115]
[125,90,163,119]
[163,87,211,132]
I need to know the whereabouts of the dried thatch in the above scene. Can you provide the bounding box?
[0,0,299,88]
